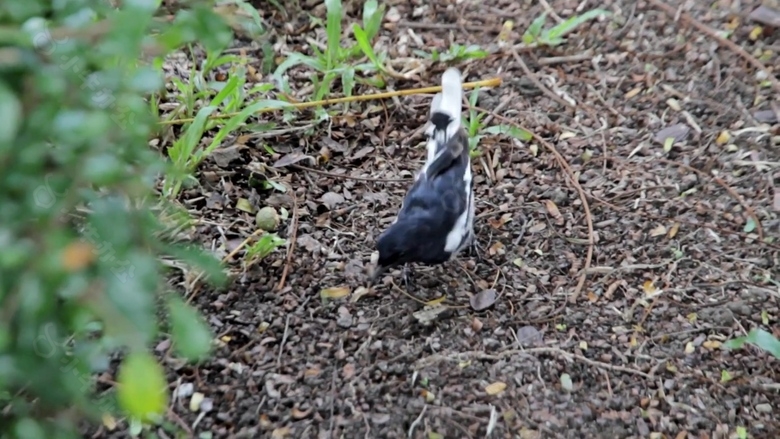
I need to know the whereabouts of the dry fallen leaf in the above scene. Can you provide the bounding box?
[773,193,780,212]
[272,152,314,168]
[625,86,642,99]
[488,241,505,256]
[642,280,657,295]
[528,222,546,234]
[653,123,690,145]
[586,291,598,303]
[412,305,450,326]
[320,287,350,300]
[350,286,373,303]
[320,192,345,209]
[668,222,680,238]
[715,130,731,146]
[426,296,447,306]
[703,340,722,350]
[485,381,507,396]
[649,224,667,237]
[544,200,563,225]
[271,427,291,439]
[488,213,512,229]
[684,342,695,354]
[470,289,497,311]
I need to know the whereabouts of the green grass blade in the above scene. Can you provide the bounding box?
[484,125,533,141]
[523,12,547,44]
[196,99,292,163]
[352,24,382,70]
[324,0,343,70]
[545,9,611,41]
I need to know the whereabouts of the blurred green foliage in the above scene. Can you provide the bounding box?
[0,0,234,437]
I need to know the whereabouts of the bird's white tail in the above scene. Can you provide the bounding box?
[425,68,463,164]
[437,67,463,130]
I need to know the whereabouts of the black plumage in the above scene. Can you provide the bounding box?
[371,68,475,285]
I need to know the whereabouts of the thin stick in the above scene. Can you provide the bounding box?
[276,183,299,291]
[161,77,503,125]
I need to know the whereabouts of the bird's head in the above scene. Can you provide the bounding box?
[370,218,430,285]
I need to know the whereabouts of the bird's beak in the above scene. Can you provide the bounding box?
[369,264,387,286]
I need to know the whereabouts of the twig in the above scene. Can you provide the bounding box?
[290,164,409,183]
[658,158,764,241]
[469,104,595,303]
[162,77,503,125]
[508,48,576,111]
[407,404,427,438]
[276,314,291,368]
[276,183,299,291]
[417,347,655,379]
[647,0,780,93]
[397,21,495,33]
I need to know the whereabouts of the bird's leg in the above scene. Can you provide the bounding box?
[465,234,485,262]
[402,263,415,291]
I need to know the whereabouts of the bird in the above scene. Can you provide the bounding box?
[370,67,476,287]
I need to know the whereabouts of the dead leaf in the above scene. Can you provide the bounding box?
[515,325,543,347]
[544,200,563,225]
[412,305,449,326]
[425,296,447,306]
[528,222,547,234]
[291,407,312,419]
[320,192,345,209]
[210,143,244,167]
[753,109,778,123]
[351,146,374,160]
[702,340,722,350]
[773,193,780,212]
[236,197,255,214]
[296,234,321,253]
[649,224,667,237]
[642,280,657,295]
[485,381,507,395]
[653,123,690,144]
[342,363,355,379]
[715,130,731,146]
[62,241,96,271]
[624,87,642,99]
[488,213,512,229]
[471,317,483,332]
[586,291,598,303]
[320,287,350,300]
[488,241,505,256]
[350,286,373,303]
[668,222,680,238]
[470,289,497,311]
[321,137,348,153]
[749,5,780,27]
[271,427,291,439]
[272,152,314,168]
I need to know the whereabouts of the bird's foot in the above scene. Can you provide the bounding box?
[401,264,415,291]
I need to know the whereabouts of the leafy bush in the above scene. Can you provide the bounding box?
[0,1,233,437]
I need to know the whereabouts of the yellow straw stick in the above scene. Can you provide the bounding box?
[161,77,502,125]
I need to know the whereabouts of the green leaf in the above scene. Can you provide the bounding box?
[484,125,533,141]
[523,12,547,43]
[361,0,385,40]
[352,24,382,71]
[163,242,227,287]
[116,351,168,421]
[744,217,757,233]
[725,328,780,359]
[168,295,213,362]
[0,81,22,147]
[324,0,343,70]
[544,9,611,41]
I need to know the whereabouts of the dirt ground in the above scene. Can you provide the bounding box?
[87,0,780,438]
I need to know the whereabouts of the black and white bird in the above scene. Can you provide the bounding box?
[370,67,476,285]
